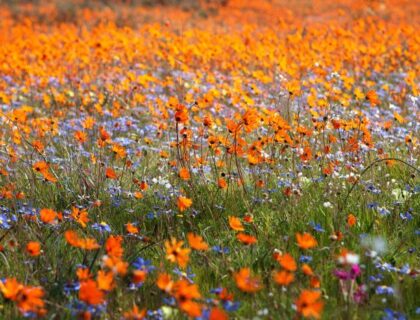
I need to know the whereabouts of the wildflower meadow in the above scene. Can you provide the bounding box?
[0,0,419,319]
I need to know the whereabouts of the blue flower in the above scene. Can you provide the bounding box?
[377,207,391,216]
[309,221,325,232]
[367,202,379,209]
[366,184,381,194]
[369,273,384,282]
[162,297,176,306]
[212,246,230,254]
[173,267,195,283]
[111,196,122,207]
[299,255,313,263]
[64,282,80,295]
[0,214,11,229]
[399,264,411,275]
[381,308,406,320]
[147,308,164,320]
[210,287,223,295]
[375,262,399,273]
[68,300,106,317]
[195,308,210,320]
[223,300,240,312]
[399,212,413,221]
[92,222,111,233]
[376,285,394,295]
[132,257,155,272]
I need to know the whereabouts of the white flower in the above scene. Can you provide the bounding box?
[346,253,360,265]
[323,202,333,208]
[391,188,410,201]
[338,252,360,265]
[361,236,387,254]
[299,176,311,187]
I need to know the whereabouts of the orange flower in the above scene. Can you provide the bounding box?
[97,271,114,291]
[83,117,95,129]
[17,286,45,315]
[228,216,244,231]
[102,255,128,276]
[226,119,241,134]
[74,130,87,144]
[0,278,23,301]
[140,181,148,191]
[310,276,321,288]
[277,253,296,272]
[296,233,318,250]
[64,230,100,250]
[179,167,190,180]
[234,268,262,293]
[79,280,104,305]
[80,238,101,250]
[15,191,25,200]
[173,279,202,317]
[76,267,91,281]
[273,270,294,286]
[33,161,57,182]
[347,214,357,227]
[105,167,117,179]
[165,238,190,268]
[179,300,202,318]
[32,161,48,173]
[177,196,192,212]
[218,177,227,189]
[0,168,8,176]
[173,279,201,301]
[133,191,143,199]
[112,143,126,158]
[32,140,44,153]
[156,273,174,293]
[236,233,257,245]
[366,90,380,106]
[209,307,229,320]
[105,235,124,258]
[218,288,234,301]
[333,230,344,241]
[99,127,111,143]
[300,146,313,162]
[296,290,324,319]
[301,264,314,276]
[39,208,57,224]
[273,252,282,264]
[64,230,80,247]
[123,305,146,320]
[71,207,89,228]
[26,241,41,256]
[393,112,405,124]
[175,104,189,123]
[42,170,57,183]
[187,233,209,251]
[255,179,265,188]
[243,215,253,223]
[132,270,147,284]
[126,223,139,234]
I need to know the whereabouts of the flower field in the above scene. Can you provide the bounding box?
[0,0,419,319]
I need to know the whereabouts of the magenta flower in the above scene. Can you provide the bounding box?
[334,264,361,280]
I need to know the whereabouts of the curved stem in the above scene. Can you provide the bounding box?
[339,157,419,213]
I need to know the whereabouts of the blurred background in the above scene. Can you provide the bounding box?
[0,0,419,27]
